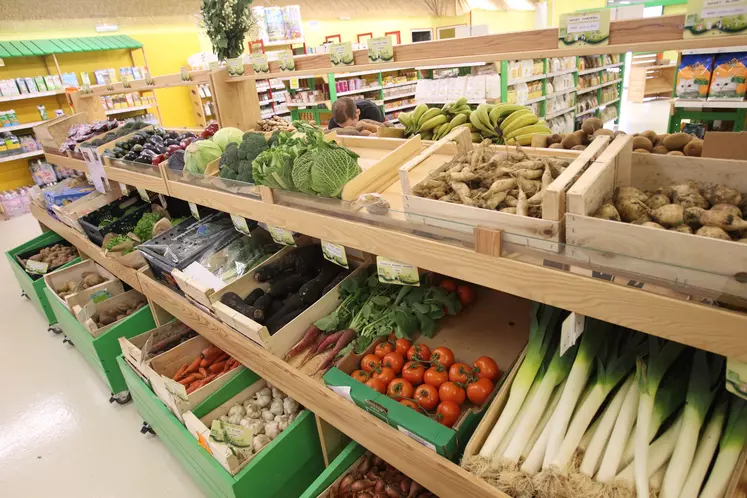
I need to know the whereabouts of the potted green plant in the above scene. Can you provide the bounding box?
[201,0,257,76]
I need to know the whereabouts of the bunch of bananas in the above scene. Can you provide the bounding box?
[398,99,552,145]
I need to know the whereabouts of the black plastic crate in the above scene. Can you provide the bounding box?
[78,193,150,246]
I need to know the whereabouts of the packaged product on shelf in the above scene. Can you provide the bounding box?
[43,258,118,310]
[24,77,38,93]
[15,77,29,94]
[676,54,714,100]
[708,52,747,101]
[34,76,47,91]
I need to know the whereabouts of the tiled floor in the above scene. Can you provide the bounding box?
[0,213,204,497]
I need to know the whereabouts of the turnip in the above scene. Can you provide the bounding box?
[678,192,710,209]
[696,226,732,240]
[594,203,621,221]
[711,203,743,218]
[704,184,742,206]
[672,182,701,203]
[650,204,684,227]
[684,207,706,228]
[641,221,665,229]
[700,210,747,231]
[615,186,649,203]
[615,197,650,223]
[645,193,670,210]
[670,225,693,234]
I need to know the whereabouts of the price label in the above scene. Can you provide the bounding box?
[367,37,394,64]
[162,375,188,400]
[684,0,747,38]
[289,78,300,90]
[251,54,269,74]
[158,194,168,209]
[188,202,200,220]
[25,260,49,275]
[180,66,192,81]
[208,61,220,71]
[278,50,296,72]
[558,10,610,47]
[322,240,349,269]
[726,358,747,400]
[397,426,437,452]
[230,214,252,236]
[376,256,420,286]
[329,42,355,67]
[329,385,353,402]
[118,182,129,196]
[560,312,585,356]
[136,188,150,203]
[80,146,107,194]
[268,225,296,246]
[0,58,5,67]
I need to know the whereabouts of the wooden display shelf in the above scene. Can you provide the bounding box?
[102,159,170,196]
[44,152,88,173]
[0,150,43,163]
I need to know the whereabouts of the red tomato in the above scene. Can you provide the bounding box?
[373,366,396,386]
[402,361,426,386]
[382,352,405,374]
[407,344,431,362]
[414,384,439,410]
[436,401,461,428]
[387,332,397,342]
[473,356,500,381]
[431,347,455,369]
[394,338,412,356]
[423,365,449,388]
[467,378,494,406]
[457,284,477,307]
[448,363,473,384]
[400,399,419,411]
[439,381,466,405]
[387,378,414,399]
[350,370,369,383]
[365,377,387,394]
[374,342,394,359]
[439,279,458,293]
[361,354,381,373]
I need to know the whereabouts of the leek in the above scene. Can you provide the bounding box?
[521,409,557,475]
[543,319,609,469]
[503,342,577,462]
[679,398,727,498]
[650,463,667,491]
[699,396,747,498]
[521,379,566,460]
[634,339,685,498]
[659,351,722,498]
[495,369,545,457]
[479,304,561,457]
[579,410,602,454]
[595,371,640,482]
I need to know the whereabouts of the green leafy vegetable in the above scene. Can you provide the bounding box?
[185,140,222,174]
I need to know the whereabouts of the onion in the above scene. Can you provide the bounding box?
[338,474,353,493]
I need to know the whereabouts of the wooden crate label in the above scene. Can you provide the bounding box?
[209,419,256,446]
[561,312,585,356]
[25,260,49,274]
[136,187,150,203]
[188,202,200,220]
[230,214,252,236]
[398,426,437,452]
[162,375,188,400]
[268,225,296,246]
[322,241,348,269]
[182,262,226,292]
[377,256,419,286]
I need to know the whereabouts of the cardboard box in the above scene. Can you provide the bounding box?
[702,131,747,160]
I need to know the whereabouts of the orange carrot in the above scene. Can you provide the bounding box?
[172,363,188,381]
[184,356,201,374]
[178,373,199,386]
[209,360,227,373]
[229,361,240,370]
[199,367,208,377]
[215,352,229,364]
[201,346,223,364]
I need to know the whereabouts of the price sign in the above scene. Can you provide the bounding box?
[118,183,129,196]
[136,188,150,203]
[726,358,747,400]
[268,225,296,246]
[321,240,348,268]
[230,214,252,236]
[329,42,355,67]
[367,37,394,64]
[289,78,300,90]
[558,10,610,47]
[79,146,107,193]
[251,54,269,74]
[376,256,420,286]
[25,260,49,275]
[278,50,296,72]
[188,202,200,220]
[560,312,585,356]
[684,0,747,38]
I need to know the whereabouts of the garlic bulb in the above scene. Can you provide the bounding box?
[283,397,299,415]
[261,410,275,422]
[228,413,243,425]
[270,398,284,416]
[264,421,279,440]
[228,405,246,417]
[253,434,271,452]
[271,386,285,399]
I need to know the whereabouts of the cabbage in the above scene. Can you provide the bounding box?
[212,127,244,151]
[308,148,361,197]
[184,140,222,174]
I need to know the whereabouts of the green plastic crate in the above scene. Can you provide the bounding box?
[5,231,81,326]
[45,288,156,395]
[299,441,367,498]
[118,356,325,498]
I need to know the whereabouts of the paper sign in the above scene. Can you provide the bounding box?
[230,214,252,236]
[79,147,107,193]
[367,37,394,64]
[118,182,129,196]
[559,10,610,47]
[398,426,437,452]
[121,74,131,89]
[376,256,420,286]
[268,225,296,246]
[25,260,49,275]
[183,262,227,292]
[726,358,747,400]
[188,202,200,220]
[158,194,168,209]
[180,66,192,81]
[227,57,246,77]
[330,42,355,67]
[322,240,349,268]
[684,0,747,38]
[162,375,188,400]
[208,61,220,71]
[144,70,155,86]
[289,78,300,90]
[251,54,269,74]
[136,187,150,203]
[0,58,5,67]
[210,420,256,446]
[278,50,296,72]
[329,385,353,402]
[560,312,585,356]
[88,289,113,303]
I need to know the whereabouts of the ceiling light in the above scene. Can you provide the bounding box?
[505,0,536,11]
[95,24,119,33]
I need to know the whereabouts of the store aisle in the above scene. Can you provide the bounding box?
[618,99,671,135]
[0,214,204,498]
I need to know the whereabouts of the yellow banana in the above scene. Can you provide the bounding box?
[432,123,446,140]
[419,114,448,132]
[438,123,454,140]
[412,104,428,125]
[417,108,442,129]
[503,114,540,137]
[508,132,549,146]
[454,97,468,107]
[489,104,528,126]
[469,111,496,136]
[398,112,412,128]
[499,109,532,131]
[471,132,482,142]
[449,114,468,127]
[475,103,493,129]
[504,124,551,142]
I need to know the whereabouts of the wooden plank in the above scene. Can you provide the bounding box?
[631,153,747,191]
[103,163,170,195]
[315,416,348,467]
[474,227,502,258]
[44,153,88,173]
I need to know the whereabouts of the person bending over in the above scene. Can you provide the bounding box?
[328,97,385,133]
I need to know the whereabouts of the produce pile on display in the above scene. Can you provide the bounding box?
[462,304,747,498]
[398,100,550,145]
[59,119,119,153]
[19,243,77,274]
[332,451,436,497]
[171,344,242,394]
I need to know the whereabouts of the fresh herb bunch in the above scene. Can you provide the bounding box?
[201,0,256,60]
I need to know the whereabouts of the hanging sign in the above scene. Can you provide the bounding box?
[180,67,192,81]
[726,358,747,400]
[268,225,296,246]
[79,146,107,194]
[558,10,610,47]
[278,50,296,72]
[188,202,200,220]
[376,256,420,286]
[321,241,349,269]
[330,42,355,67]
[367,37,394,64]
[684,0,747,38]
[227,58,245,77]
[230,214,252,236]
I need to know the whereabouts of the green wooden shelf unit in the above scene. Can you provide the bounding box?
[46,288,156,396]
[118,356,325,498]
[5,230,81,327]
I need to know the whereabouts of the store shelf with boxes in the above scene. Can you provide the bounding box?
[329,67,420,123]
[574,54,624,129]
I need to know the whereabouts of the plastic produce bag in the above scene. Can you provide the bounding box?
[197,228,281,285]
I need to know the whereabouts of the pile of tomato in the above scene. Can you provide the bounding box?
[349,335,500,428]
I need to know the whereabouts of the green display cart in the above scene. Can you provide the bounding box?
[299,441,367,498]
[118,356,325,498]
[5,231,81,330]
[45,287,156,402]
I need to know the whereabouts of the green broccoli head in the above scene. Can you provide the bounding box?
[220,142,240,172]
[237,159,254,183]
[238,133,268,162]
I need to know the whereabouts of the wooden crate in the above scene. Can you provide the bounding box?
[299,441,367,498]
[398,127,606,251]
[147,334,245,422]
[118,320,193,382]
[565,135,747,298]
[51,185,123,234]
[43,259,118,311]
[32,113,88,150]
[212,243,365,359]
[74,289,147,338]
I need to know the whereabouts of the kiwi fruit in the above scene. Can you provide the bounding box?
[593,129,614,137]
[652,145,669,154]
[613,131,627,138]
[634,148,651,153]
[632,136,653,152]
[683,139,703,157]
[581,117,603,136]
[549,143,564,149]
[641,130,658,143]
[571,145,587,151]
[668,150,685,156]
[547,134,563,146]
[654,134,669,146]
[574,129,590,146]
[561,133,582,149]
[662,132,693,151]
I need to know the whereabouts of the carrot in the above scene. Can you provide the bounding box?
[215,352,229,364]
[184,356,201,374]
[200,358,209,368]
[178,373,199,386]
[201,346,221,358]
[209,360,227,373]
[186,382,201,394]
[229,361,240,370]
[199,367,208,377]
[201,346,223,365]
[172,363,188,381]
[285,325,322,360]
[316,328,356,374]
[299,333,326,367]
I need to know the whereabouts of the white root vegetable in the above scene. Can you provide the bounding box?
[522,409,558,475]
[615,186,649,202]
[699,398,747,498]
[704,184,742,206]
[522,380,566,460]
[244,403,261,419]
[594,203,621,221]
[245,419,264,435]
[270,398,284,416]
[495,371,545,458]
[240,418,252,428]
[271,386,285,399]
[275,414,290,431]
[696,226,731,240]
[516,187,528,217]
[283,397,300,415]
[595,373,641,483]
[679,399,727,498]
[650,204,684,228]
[255,388,272,408]
[617,412,684,486]
[253,434,271,452]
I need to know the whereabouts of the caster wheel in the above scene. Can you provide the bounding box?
[62,336,74,346]
[109,391,131,405]
[48,325,62,335]
[140,422,156,435]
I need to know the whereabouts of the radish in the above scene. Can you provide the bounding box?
[317,329,356,373]
[285,325,321,360]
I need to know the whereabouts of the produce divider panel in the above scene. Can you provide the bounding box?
[118,321,196,383]
[565,136,747,299]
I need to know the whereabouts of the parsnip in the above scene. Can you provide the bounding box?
[615,198,650,223]
[650,204,684,228]
[645,193,670,210]
[594,203,621,221]
[696,226,731,240]
[704,184,742,206]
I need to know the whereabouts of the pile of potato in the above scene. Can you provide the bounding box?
[256,117,294,133]
[594,182,747,242]
[92,299,146,328]
[55,272,107,299]
[24,244,77,271]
